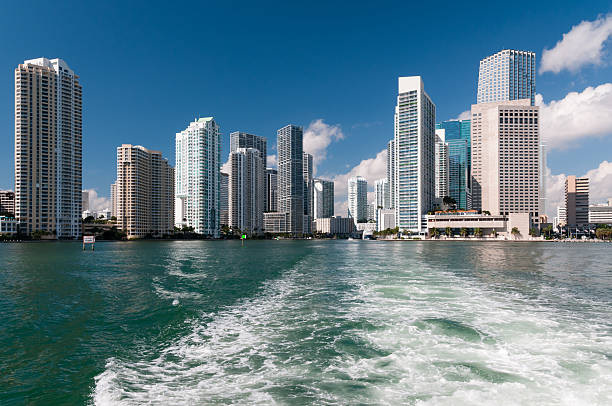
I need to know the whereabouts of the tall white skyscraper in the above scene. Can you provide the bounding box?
[313,179,334,219]
[15,58,82,238]
[175,117,221,236]
[477,49,536,105]
[394,76,435,234]
[115,144,174,238]
[228,148,265,235]
[303,152,314,233]
[220,172,229,226]
[471,99,540,224]
[230,131,267,211]
[387,140,395,209]
[434,129,449,200]
[374,178,390,209]
[277,125,304,235]
[348,176,367,224]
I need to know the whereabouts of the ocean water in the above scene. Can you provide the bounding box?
[0,240,611,405]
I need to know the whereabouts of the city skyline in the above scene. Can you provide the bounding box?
[1,3,612,219]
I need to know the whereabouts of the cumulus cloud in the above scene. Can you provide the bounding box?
[454,110,471,120]
[545,161,612,218]
[330,149,387,216]
[303,119,344,172]
[220,159,230,174]
[540,14,612,74]
[84,189,111,212]
[537,83,612,149]
[267,154,277,169]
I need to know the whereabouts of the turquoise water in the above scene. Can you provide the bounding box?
[0,241,611,405]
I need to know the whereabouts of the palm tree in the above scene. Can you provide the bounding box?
[460,227,468,237]
[511,227,520,239]
[474,227,483,238]
[432,228,440,238]
[445,227,452,237]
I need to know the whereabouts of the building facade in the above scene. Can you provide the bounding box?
[263,212,289,234]
[314,216,355,236]
[115,144,174,238]
[387,140,395,209]
[394,76,436,234]
[374,178,390,210]
[303,152,314,234]
[15,58,82,238]
[434,130,449,200]
[477,49,536,105]
[347,176,367,224]
[436,119,471,209]
[589,199,612,225]
[377,209,396,231]
[277,125,304,236]
[471,99,540,225]
[219,172,229,226]
[175,117,221,236]
[0,190,15,216]
[565,176,589,227]
[228,148,265,235]
[266,168,278,212]
[313,179,334,219]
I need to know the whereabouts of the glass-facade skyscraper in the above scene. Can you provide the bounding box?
[436,120,471,209]
[477,49,536,106]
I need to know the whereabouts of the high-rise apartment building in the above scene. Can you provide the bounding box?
[115,144,174,238]
[220,172,229,226]
[313,179,334,219]
[394,76,436,234]
[471,99,540,224]
[230,132,267,211]
[434,130,449,200]
[477,49,536,105]
[387,140,395,208]
[348,176,367,224]
[303,152,314,233]
[565,176,589,226]
[277,125,304,235]
[82,191,90,212]
[175,117,221,236]
[266,168,278,212]
[0,190,15,216]
[436,119,471,209]
[374,178,390,209]
[228,148,265,235]
[15,58,82,238]
[110,183,117,218]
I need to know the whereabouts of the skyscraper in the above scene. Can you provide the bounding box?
[115,144,174,238]
[394,76,435,234]
[471,99,540,224]
[82,191,90,212]
[313,179,334,219]
[220,172,229,226]
[303,152,314,233]
[14,58,82,238]
[374,178,390,209]
[228,148,265,235]
[266,168,278,212]
[0,190,15,216]
[387,140,395,209]
[175,117,221,237]
[565,176,589,227]
[436,119,471,209]
[110,183,117,218]
[277,125,304,236]
[434,130,449,201]
[348,176,367,224]
[230,131,267,211]
[477,49,536,106]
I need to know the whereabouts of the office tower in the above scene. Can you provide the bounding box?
[110,183,117,218]
[14,58,82,238]
[471,99,540,224]
[303,152,314,233]
[477,49,536,106]
[436,119,471,209]
[230,131,267,210]
[266,168,278,212]
[347,176,367,224]
[387,140,395,208]
[277,124,304,235]
[589,199,612,225]
[313,179,334,219]
[82,191,90,212]
[434,130,449,201]
[0,190,15,216]
[367,202,377,222]
[557,206,567,226]
[220,172,229,226]
[565,176,589,226]
[374,178,390,209]
[394,76,436,234]
[115,144,174,238]
[175,117,221,236]
[228,148,265,235]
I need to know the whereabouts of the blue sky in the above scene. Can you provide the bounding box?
[1,1,611,215]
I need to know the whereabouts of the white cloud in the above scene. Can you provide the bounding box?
[330,149,387,216]
[267,154,277,168]
[540,14,612,74]
[454,110,471,120]
[303,119,344,173]
[221,159,230,174]
[84,189,111,212]
[537,83,612,149]
[545,160,612,218]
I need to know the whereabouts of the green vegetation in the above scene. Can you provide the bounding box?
[373,227,399,238]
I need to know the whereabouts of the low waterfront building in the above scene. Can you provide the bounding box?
[263,212,289,234]
[377,209,396,231]
[589,199,612,225]
[315,216,355,236]
[426,211,530,239]
[0,216,19,235]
